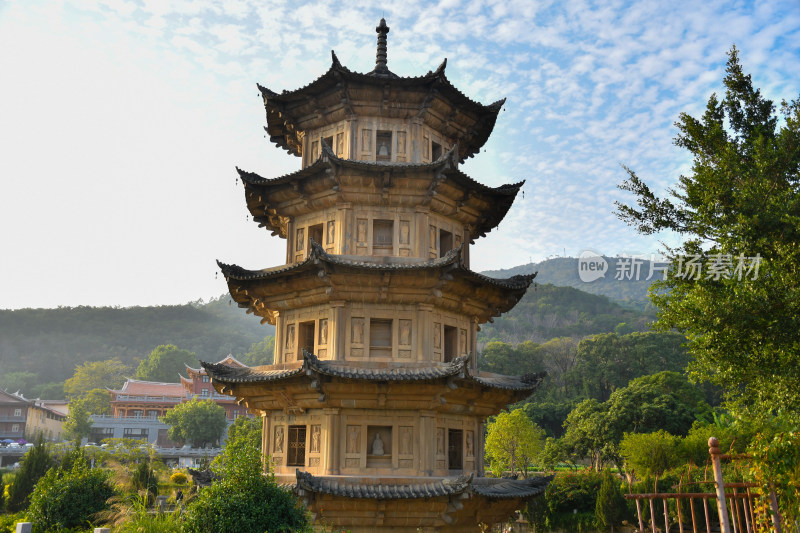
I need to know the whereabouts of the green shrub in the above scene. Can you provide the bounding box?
[0,511,28,533]
[26,455,116,533]
[182,435,309,533]
[170,471,189,485]
[524,470,604,532]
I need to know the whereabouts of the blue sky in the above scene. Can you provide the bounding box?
[1,0,798,308]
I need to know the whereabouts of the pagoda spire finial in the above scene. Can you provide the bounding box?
[375,18,389,73]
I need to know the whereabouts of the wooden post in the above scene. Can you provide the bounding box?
[649,498,657,533]
[635,499,645,532]
[709,437,732,533]
[703,498,712,533]
[689,497,698,533]
[768,485,783,533]
[663,499,670,533]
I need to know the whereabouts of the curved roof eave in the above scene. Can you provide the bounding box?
[236,143,523,198]
[201,349,544,393]
[217,243,535,291]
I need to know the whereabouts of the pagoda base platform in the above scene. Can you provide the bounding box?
[294,471,551,532]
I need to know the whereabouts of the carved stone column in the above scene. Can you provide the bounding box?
[323,408,340,474]
[417,304,433,362]
[329,301,345,361]
[419,410,435,475]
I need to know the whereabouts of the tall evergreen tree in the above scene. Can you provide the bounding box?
[616,47,800,414]
[6,436,53,512]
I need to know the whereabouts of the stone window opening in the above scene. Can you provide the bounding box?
[376,130,392,161]
[308,223,324,251]
[443,325,458,362]
[448,429,463,471]
[439,229,453,257]
[323,135,333,152]
[373,219,394,250]
[287,425,307,466]
[370,318,392,358]
[431,141,443,161]
[299,321,316,359]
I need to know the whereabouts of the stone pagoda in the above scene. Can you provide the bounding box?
[204,19,549,532]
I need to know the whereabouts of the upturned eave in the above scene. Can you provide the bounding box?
[216,244,535,325]
[237,144,523,241]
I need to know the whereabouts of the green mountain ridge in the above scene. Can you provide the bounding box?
[482,256,660,310]
[0,257,657,399]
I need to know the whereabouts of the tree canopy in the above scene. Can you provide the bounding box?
[160,398,227,448]
[616,47,800,414]
[485,409,546,478]
[64,358,130,399]
[135,344,197,383]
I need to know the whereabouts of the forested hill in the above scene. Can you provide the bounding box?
[482,256,659,310]
[478,283,654,345]
[0,297,273,393]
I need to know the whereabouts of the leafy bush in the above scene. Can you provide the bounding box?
[0,511,28,533]
[524,470,604,532]
[26,455,116,533]
[182,435,309,533]
[170,471,189,485]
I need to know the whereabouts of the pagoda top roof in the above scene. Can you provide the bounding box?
[259,20,504,162]
[238,143,523,241]
[295,470,552,500]
[201,349,545,393]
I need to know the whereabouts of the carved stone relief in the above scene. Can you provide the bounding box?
[399,221,410,245]
[361,129,372,152]
[466,430,474,457]
[397,131,407,154]
[436,428,445,455]
[274,426,284,453]
[400,426,412,455]
[285,324,295,349]
[399,319,411,346]
[326,221,335,245]
[429,225,436,250]
[296,228,304,251]
[346,425,361,453]
[459,329,467,355]
[311,425,321,453]
[352,318,365,344]
[357,219,367,244]
[319,319,328,345]
[335,132,344,155]
[433,323,441,349]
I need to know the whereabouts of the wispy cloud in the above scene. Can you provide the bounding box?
[0,0,797,307]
